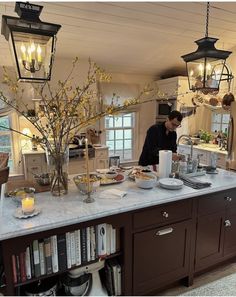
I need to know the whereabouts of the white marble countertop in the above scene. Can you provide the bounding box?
[179,143,227,155]
[1,169,236,241]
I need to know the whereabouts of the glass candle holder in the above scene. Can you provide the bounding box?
[21,196,35,214]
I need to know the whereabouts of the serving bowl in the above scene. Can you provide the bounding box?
[105,171,118,179]
[135,173,157,189]
[34,173,51,186]
[73,174,101,194]
[8,187,36,206]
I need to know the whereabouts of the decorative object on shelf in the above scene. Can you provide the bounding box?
[181,2,233,95]
[0,57,161,196]
[14,207,41,219]
[1,2,61,82]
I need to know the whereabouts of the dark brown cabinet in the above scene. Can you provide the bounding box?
[133,217,192,295]
[224,206,236,256]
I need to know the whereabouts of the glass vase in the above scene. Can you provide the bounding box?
[46,148,69,196]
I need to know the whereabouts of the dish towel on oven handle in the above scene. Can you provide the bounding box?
[99,189,127,199]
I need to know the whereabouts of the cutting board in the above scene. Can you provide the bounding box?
[6,179,51,194]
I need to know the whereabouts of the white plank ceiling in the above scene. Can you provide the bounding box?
[1,1,236,77]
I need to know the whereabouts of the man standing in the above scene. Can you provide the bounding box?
[139,110,183,166]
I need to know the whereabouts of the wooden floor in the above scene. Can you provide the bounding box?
[158,262,236,296]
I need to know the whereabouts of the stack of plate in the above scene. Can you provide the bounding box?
[159,178,183,190]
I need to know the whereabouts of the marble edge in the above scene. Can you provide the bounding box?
[1,181,235,241]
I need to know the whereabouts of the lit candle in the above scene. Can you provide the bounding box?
[85,138,90,194]
[22,197,35,214]
[30,42,36,60]
[20,43,26,61]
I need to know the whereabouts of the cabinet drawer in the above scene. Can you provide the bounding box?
[198,188,236,215]
[217,154,226,168]
[133,199,192,230]
[26,155,43,166]
[95,149,108,159]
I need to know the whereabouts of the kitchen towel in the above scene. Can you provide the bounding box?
[159,150,172,178]
[179,174,211,189]
[99,189,127,199]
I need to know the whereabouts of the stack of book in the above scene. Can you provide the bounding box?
[105,259,122,296]
[12,223,119,284]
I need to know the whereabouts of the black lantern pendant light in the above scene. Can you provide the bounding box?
[1,2,61,83]
[181,2,232,94]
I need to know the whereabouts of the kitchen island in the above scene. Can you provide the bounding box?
[1,169,236,295]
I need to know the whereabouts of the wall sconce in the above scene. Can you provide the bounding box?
[1,2,61,83]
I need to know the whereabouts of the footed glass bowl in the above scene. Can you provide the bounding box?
[73,174,101,195]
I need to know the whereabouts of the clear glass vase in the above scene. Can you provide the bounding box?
[46,148,69,196]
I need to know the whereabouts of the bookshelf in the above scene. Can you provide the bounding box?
[1,212,132,296]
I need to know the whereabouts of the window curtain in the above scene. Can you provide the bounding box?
[98,82,141,112]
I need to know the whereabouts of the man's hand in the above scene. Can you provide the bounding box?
[172,153,181,161]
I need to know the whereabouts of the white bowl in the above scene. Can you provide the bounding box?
[135,173,157,189]
[159,178,183,190]
[105,171,118,179]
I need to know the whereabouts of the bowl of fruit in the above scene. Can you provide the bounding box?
[73,174,101,195]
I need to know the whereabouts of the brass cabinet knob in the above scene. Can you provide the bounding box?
[162,211,169,218]
[225,196,232,202]
[224,220,231,227]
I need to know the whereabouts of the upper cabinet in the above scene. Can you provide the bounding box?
[156,76,194,107]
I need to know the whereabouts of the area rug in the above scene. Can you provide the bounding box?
[180,272,236,296]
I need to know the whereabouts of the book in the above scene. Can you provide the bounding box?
[57,233,67,271]
[106,224,112,256]
[44,237,52,275]
[90,226,96,261]
[117,263,122,295]
[74,230,81,266]
[70,232,76,267]
[32,240,41,278]
[25,246,31,280]
[80,228,87,264]
[12,255,17,284]
[104,261,114,296]
[19,252,26,282]
[66,232,72,269]
[111,228,116,254]
[107,259,119,295]
[97,223,107,257]
[29,245,35,278]
[86,227,91,262]
[15,255,21,283]
[51,235,59,273]
[38,240,46,275]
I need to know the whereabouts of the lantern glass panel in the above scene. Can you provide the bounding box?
[10,31,53,82]
[187,57,225,91]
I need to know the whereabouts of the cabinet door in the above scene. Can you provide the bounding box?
[195,212,224,271]
[96,158,109,169]
[133,220,191,295]
[223,206,236,256]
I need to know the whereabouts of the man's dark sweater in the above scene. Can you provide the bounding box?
[138,122,177,166]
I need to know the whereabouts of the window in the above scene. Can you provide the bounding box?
[211,112,230,133]
[105,112,136,161]
[0,115,14,170]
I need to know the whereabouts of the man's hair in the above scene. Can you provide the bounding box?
[168,110,183,122]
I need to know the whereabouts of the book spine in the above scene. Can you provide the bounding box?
[74,229,81,266]
[86,227,91,262]
[44,237,52,275]
[19,252,26,282]
[25,246,31,280]
[106,224,111,256]
[90,226,96,261]
[33,240,41,277]
[117,264,122,295]
[29,245,35,278]
[15,255,21,283]
[80,228,87,264]
[111,228,116,254]
[51,235,59,273]
[39,240,46,275]
[70,232,76,267]
[66,232,72,269]
[12,255,17,284]
[57,234,67,271]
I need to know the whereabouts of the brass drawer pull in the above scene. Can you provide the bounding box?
[225,196,232,202]
[224,220,231,227]
[156,227,173,236]
[162,211,169,218]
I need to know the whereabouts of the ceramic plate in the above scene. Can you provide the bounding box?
[14,207,41,219]
[159,178,183,190]
[100,174,125,185]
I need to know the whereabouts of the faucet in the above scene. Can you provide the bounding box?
[177,134,193,160]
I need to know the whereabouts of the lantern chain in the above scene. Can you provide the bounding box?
[205,2,210,38]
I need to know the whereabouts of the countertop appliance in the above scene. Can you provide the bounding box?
[156,97,177,122]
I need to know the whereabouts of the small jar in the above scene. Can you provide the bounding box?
[179,161,187,174]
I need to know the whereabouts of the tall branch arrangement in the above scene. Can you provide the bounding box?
[0,58,162,156]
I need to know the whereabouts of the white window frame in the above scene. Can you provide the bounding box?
[211,111,230,133]
[101,111,139,162]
